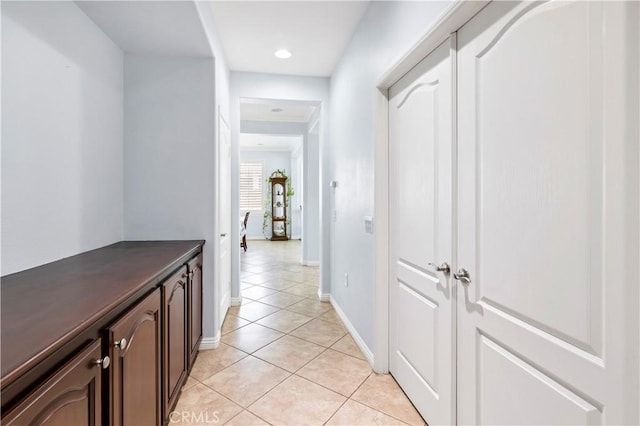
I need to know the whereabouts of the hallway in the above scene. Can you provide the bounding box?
[172,240,425,425]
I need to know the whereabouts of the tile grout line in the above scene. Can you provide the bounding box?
[196,242,384,424]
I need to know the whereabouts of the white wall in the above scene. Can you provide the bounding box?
[1,1,124,275]
[290,144,303,239]
[195,1,231,338]
[328,1,453,350]
[239,150,291,239]
[196,2,229,121]
[230,72,330,300]
[123,54,217,336]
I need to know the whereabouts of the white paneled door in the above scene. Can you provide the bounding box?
[389,39,455,426]
[456,1,638,424]
[219,111,231,325]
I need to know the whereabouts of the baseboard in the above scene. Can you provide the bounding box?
[199,333,220,350]
[230,296,242,306]
[301,260,320,266]
[318,293,330,302]
[219,292,231,327]
[330,295,375,367]
[291,235,301,240]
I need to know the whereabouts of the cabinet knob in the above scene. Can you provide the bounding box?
[94,355,110,369]
[114,338,127,350]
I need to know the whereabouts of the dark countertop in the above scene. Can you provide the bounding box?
[1,240,204,387]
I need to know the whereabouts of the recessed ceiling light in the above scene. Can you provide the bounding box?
[274,49,292,59]
[271,108,283,113]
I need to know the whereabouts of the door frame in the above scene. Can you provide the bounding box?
[218,109,232,327]
[372,0,488,373]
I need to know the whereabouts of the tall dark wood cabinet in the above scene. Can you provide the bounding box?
[269,172,289,241]
[163,267,188,417]
[187,255,203,368]
[2,340,103,426]
[108,288,162,426]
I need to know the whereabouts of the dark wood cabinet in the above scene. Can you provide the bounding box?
[187,255,203,368]
[163,267,188,417]
[1,241,204,426]
[2,340,103,426]
[108,288,162,426]
[269,172,289,241]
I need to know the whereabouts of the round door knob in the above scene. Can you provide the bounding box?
[94,355,110,369]
[114,338,127,350]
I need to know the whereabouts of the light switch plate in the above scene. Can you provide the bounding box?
[364,216,374,234]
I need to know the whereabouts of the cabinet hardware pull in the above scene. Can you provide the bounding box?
[114,338,127,350]
[428,262,450,275]
[453,268,472,284]
[220,233,227,237]
[182,272,188,279]
[94,356,110,369]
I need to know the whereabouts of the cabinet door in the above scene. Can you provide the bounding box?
[456,1,639,424]
[109,288,161,426]
[188,255,203,368]
[163,267,187,416]
[2,340,103,426]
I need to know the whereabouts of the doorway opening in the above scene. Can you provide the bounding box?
[237,98,321,300]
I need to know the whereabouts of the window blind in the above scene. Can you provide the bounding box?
[240,162,263,211]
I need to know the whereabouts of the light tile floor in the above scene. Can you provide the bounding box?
[172,240,426,426]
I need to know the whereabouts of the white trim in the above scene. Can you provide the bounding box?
[330,295,375,368]
[199,334,220,350]
[318,292,330,302]
[373,0,488,374]
[230,296,242,306]
[219,284,230,327]
[373,87,390,374]
[291,235,302,240]
[301,259,320,266]
[376,0,489,89]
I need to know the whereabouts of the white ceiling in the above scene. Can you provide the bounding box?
[240,134,303,152]
[241,99,317,123]
[206,1,370,77]
[76,1,211,56]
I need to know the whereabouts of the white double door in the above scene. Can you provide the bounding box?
[389,1,638,425]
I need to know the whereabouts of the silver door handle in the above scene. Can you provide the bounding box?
[453,268,471,284]
[428,262,450,275]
